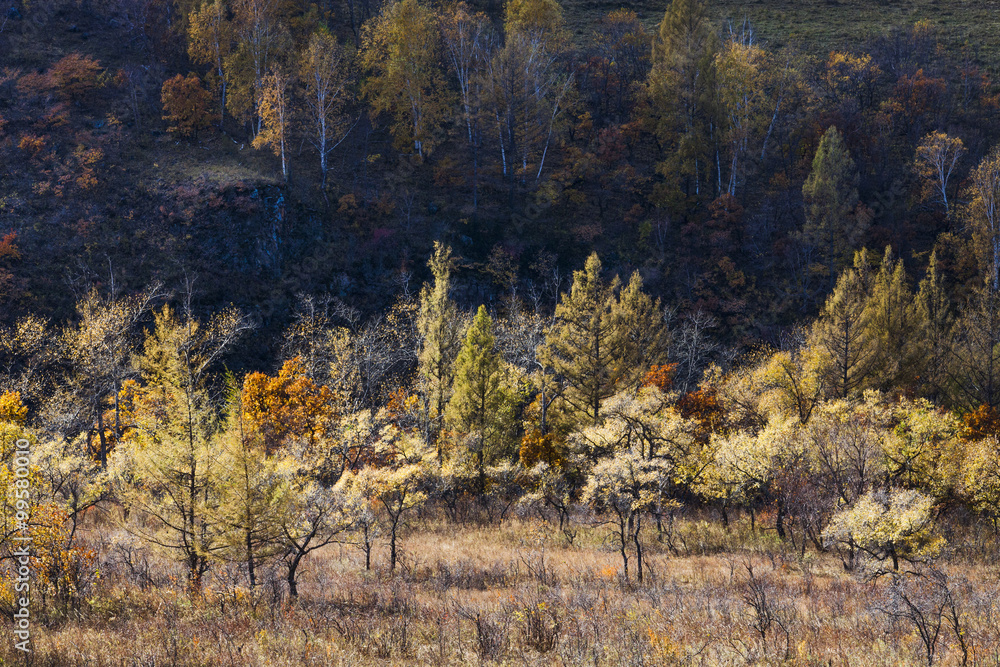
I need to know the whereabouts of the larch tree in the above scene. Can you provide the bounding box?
[112,305,251,592]
[802,126,863,288]
[217,380,290,589]
[360,0,449,158]
[417,242,463,457]
[863,247,918,392]
[809,251,876,399]
[447,305,514,493]
[299,31,352,187]
[913,252,953,399]
[539,252,620,428]
[610,271,670,392]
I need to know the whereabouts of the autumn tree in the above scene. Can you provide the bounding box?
[485,0,572,191]
[336,458,427,573]
[241,356,338,454]
[228,0,290,133]
[360,0,448,157]
[590,9,650,122]
[611,271,670,391]
[913,252,953,399]
[966,146,1000,292]
[582,449,669,582]
[809,252,875,399]
[504,0,563,36]
[950,287,1000,409]
[252,68,292,179]
[539,253,620,427]
[188,0,234,126]
[112,305,251,592]
[647,0,719,211]
[46,285,160,467]
[863,247,918,392]
[914,132,965,219]
[447,305,517,493]
[802,126,864,287]
[49,53,103,105]
[299,31,352,187]
[216,382,289,589]
[161,73,215,138]
[823,488,944,571]
[279,480,350,595]
[417,243,463,456]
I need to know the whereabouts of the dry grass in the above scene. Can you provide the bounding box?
[5,510,1000,666]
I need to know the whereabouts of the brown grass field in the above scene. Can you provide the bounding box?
[5,505,1000,666]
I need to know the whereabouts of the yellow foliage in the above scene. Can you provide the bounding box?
[0,391,27,425]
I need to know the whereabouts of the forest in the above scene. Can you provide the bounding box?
[6,0,1000,663]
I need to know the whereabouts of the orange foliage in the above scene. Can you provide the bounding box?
[242,357,339,453]
[962,404,1000,441]
[48,53,103,104]
[30,503,97,613]
[17,134,46,157]
[0,232,21,263]
[677,387,726,443]
[641,363,677,393]
[519,429,565,469]
[161,73,214,138]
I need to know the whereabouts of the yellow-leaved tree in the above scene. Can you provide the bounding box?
[112,305,251,592]
[822,488,944,571]
[299,31,353,187]
[187,0,234,126]
[252,69,292,180]
[360,0,449,157]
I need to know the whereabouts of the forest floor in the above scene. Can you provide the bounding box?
[5,509,999,666]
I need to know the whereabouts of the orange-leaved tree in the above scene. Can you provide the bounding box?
[242,356,339,454]
[161,73,215,138]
